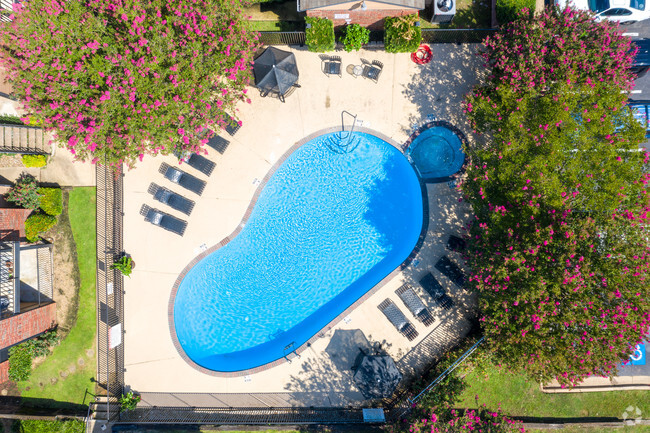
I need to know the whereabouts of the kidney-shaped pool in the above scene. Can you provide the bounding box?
[171,131,424,373]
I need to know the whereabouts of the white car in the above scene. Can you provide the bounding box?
[555,0,650,23]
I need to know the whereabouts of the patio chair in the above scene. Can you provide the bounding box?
[159,162,206,196]
[147,183,195,216]
[395,284,435,326]
[362,60,383,83]
[279,83,301,103]
[322,55,342,77]
[446,234,466,252]
[139,204,187,236]
[183,153,215,176]
[378,298,419,341]
[206,135,230,154]
[419,273,454,310]
[435,255,465,286]
[223,113,241,136]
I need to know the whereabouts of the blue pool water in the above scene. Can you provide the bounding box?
[172,132,423,372]
[408,126,465,182]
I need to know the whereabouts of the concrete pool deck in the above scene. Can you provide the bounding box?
[122,45,483,406]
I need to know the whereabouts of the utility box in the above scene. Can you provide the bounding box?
[431,0,456,23]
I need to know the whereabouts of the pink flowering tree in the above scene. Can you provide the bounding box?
[0,0,259,168]
[463,7,650,387]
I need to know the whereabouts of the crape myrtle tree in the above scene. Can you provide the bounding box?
[0,0,258,168]
[463,7,650,387]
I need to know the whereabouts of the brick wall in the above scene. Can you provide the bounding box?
[0,208,31,242]
[0,302,56,382]
[306,9,416,30]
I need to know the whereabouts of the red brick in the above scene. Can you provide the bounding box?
[0,303,57,350]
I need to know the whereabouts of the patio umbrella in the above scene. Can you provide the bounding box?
[253,47,299,97]
[325,329,372,372]
[353,354,402,399]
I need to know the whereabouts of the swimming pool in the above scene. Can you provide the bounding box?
[407,124,466,182]
[171,131,423,373]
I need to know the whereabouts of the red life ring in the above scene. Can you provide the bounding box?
[411,44,433,65]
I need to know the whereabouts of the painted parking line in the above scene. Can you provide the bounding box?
[623,33,639,37]
[631,90,643,94]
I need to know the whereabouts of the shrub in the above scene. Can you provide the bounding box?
[305,17,335,52]
[6,173,41,210]
[384,14,421,53]
[38,187,62,216]
[496,0,535,24]
[25,330,60,357]
[111,255,134,277]
[8,344,32,382]
[341,24,370,52]
[22,154,47,168]
[25,213,57,243]
[0,114,24,126]
[119,391,141,412]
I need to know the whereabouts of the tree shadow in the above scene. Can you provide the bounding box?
[401,43,486,141]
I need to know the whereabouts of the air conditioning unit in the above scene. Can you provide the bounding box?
[431,0,455,23]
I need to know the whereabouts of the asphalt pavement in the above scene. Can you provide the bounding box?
[623,22,650,100]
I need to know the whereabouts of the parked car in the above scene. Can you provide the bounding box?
[630,39,650,79]
[629,100,650,139]
[555,0,650,24]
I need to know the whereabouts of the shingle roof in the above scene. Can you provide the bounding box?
[298,0,424,11]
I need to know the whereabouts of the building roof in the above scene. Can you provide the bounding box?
[0,208,31,242]
[298,0,425,11]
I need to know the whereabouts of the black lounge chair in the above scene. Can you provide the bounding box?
[159,162,206,196]
[206,135,230,154]
[395,284,435,326]
[140,204,187,236]
[435,256,465,286]
[419,273,454,310]
[447,235,467,252]
[147,183,195,216]
[378,298,419,341]
[223,113,241,136]
[183,153,215,176]
[362,60,383,83]
[321,55,342,77]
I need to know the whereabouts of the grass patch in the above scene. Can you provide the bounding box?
[420,0,491,29]
[18,187,96,409]
[458,364,650,418]
[13,420,84,433]
[247,20,301,31]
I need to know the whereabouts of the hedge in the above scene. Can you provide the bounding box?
[384,14,421,53]
[8,344,32,381]
[496,0,536,24]
[38,187,62,216]
[22,154,47,168]
[16,420,84,433]
[25,213,57,243]
[305,17,335,52]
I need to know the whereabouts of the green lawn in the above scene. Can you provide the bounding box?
[18,188,97,409]
[458,364,650,418]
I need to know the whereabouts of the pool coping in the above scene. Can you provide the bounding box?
[403,120,469,184]
[167,126,431,378]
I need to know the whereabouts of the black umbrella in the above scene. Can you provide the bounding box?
[253,47,299,96]
[353,354,402,399]
[325,329,372,372]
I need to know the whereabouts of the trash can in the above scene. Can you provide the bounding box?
[431,0,456,23]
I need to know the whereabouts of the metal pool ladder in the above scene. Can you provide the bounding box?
[326,110,360,153]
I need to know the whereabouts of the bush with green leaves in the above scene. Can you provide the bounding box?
[119,391,141,412]
[8,344,32,382]
[0,0,258,169]
[22,154,47,168]
[496,0,536,24]
[38,187,62,216]
[384,14,421,53]
[26,330,60,357]
[25,213,57,243]
[305,17,335,52]
[111,255,134,277]
[6,174,41,210]
[0,114,24,126]
[16,419,84,433]
[341,24,370,52]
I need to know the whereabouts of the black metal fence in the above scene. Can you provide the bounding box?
[96,163,125,421]
[258,28,496,46]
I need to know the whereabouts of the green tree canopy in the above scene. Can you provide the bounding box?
[0,0,258,168]
[463,7,650,387]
